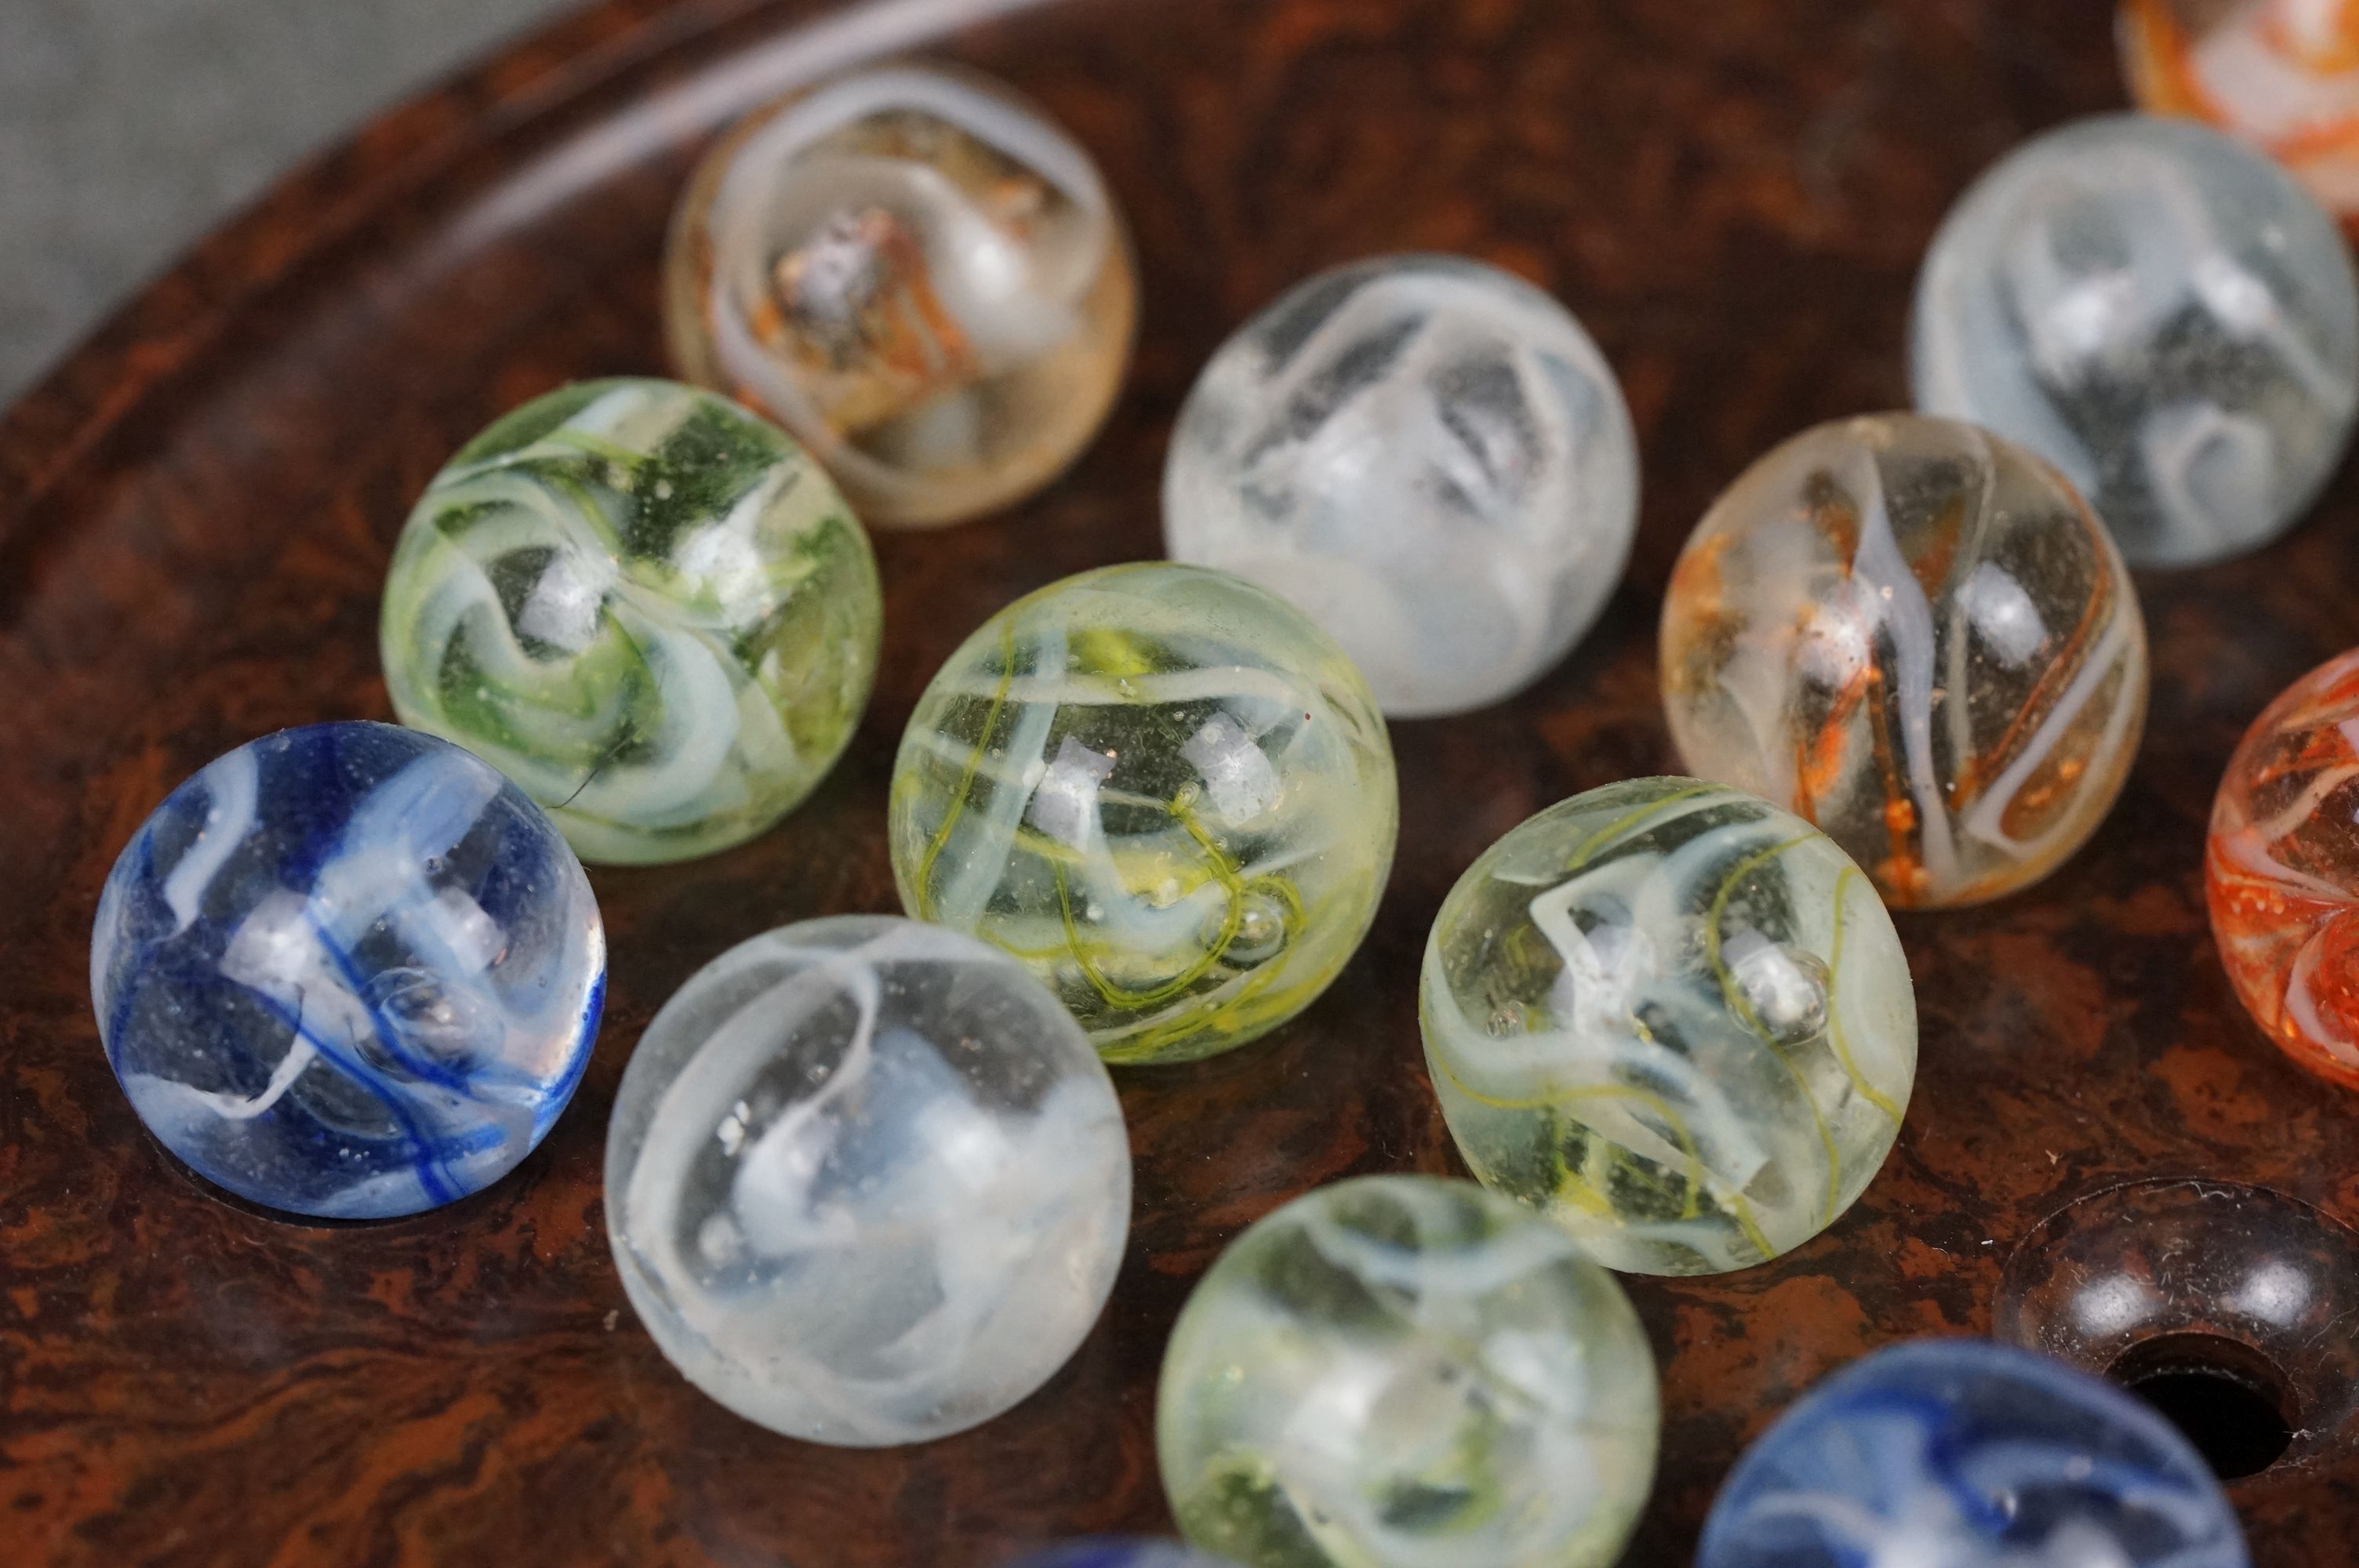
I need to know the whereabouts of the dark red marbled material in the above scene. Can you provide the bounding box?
[7,1,2359,1563]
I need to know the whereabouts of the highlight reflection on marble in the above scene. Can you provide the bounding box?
[380,378,882,865]
[1164,254,1639,717]
[1156,1176,1659,1568]
[1662,414,2149,909]
[889,562,1398,1065]
[1913,112,2359,566]
[605,916,1130,1446]
[90,722,605,1219]
[1422,779,1917,1276]
[1698,1339,2250,1568]
[666,63,1137,527]
[2208,647,2359,1088]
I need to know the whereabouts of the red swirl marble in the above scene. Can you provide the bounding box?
[2208,648,2359,1086]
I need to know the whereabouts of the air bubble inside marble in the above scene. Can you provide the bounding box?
[604,916,1130,1446]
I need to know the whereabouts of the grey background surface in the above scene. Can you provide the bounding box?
[0,0,575,407]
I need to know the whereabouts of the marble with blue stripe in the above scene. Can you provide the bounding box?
[91,721,606,1219]
[1698,1338,2249,1568]
[1003,1544,1239,1568]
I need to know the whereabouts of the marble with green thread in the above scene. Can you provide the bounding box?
[1420,777,1916,1276]
[889,562,1397,1065]
[380,378,881,864]
[1155,1175,1659,1568]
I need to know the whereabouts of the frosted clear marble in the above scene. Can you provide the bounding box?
[1422,779,1917,1276]
[1156,1175,1659,1568]
[381,377,881,865]
[889,562,1398,1065]
[605,916,1129,1446]
[1662,414,2149,909]
[1698,1339,2250,1568]
[665,63,1137,528]
[1163,254,1639,717]
[1913,111,2359,567]
[1005,1544,1241,1568]
[90,722,605,1219]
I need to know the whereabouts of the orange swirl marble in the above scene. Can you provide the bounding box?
[2208,648,2359,1087]
[2123,0,2359,216]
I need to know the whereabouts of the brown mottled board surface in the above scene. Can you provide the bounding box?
[5,1,2358,1563]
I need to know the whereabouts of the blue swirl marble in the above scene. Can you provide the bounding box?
[90,722,605,1218]
[1004,1544,1240,1568]
[1699,1339,2248,1568]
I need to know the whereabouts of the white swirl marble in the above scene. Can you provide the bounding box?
[605,916,1130,1446]
[1164,254,1638,717]
[1913,112,2359,566]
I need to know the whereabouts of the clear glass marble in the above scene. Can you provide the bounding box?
[1913,111,2359,566]
[664,62,1137,528]
[380,377,881,866]
[605,916,1129,1446]
[1163,254,1639,717]
[1155,1174,1659,1568]
[90,722,605,1219]
[889,562,1398,1065]
[1662,414,2149,909]
[1698,1338,2250,1568]
[1422,779,1917,1276]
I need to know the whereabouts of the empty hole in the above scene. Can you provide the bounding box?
[2110,1334,2296,1480]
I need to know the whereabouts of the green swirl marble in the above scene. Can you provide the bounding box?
[1420,777,1917,1276]
[889,562,1397,1065]
[380,378,881,864]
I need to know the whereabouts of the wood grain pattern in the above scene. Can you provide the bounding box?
[7,1,2359,1563]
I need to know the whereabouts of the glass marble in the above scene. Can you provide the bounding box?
[89,722,605,1219]
[381,377,881,866]
[1005,1544,1240,1568]
[1155,1174,1659,1568]
[2124,0,2359,216]
[1422,779,1917,1276]
[2208,646,2359,1087]
[1162,254,1639,717]
[605,916,1129,1446]
[889,562,1398,1065]
[1662,414,2149,909]
[1912,112,2359,567]
[1697,1338,2250,1568]
[664,62,1137,528]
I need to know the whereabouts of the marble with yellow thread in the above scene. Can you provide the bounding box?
[889,561,1398,1065]
[1419,777,1917,1276]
